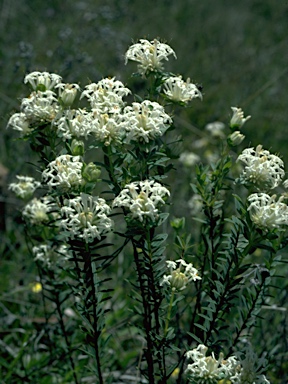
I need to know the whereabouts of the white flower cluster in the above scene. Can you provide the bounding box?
[32,244,70,268]
[179,151,200,167]
[185,344,270,384]
[81,77,131,114]
[161,259,201,291]
[24,71,62,91]
[113,179,170,223]
[247,193,288,230]
[22,196,55,225]
[60,193,113,243]
[9,175,41,199]
[55,109,93,140]
[122,100,172,143]
[237,145,285,191]
[125,38,176,75]
[163,76,202,104]
[42,155,84,192]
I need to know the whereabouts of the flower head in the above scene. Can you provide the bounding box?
[90,112,126,146]
[125,39,176,75]
[32,244,70,268]
[113,180,170,223]
[123,100,172,143]
[56,83,80,106]
[7,113,31,135]
[24,71,62,91]
[179,151,200,167]
[22,196,53,225]
[55,109,93,140]
[81,77,131,114]
[60,193,113,243]
[247,193,288,230]
[163,76,202,104]
[21,90,59,124]
[230,107,251,130]
[237,145,285,191]
[9,175,41,199]
[42,155,84,192]
[205,121,225,138]
[161,259,201,291]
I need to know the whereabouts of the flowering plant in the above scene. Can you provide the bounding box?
[5,38,287,383]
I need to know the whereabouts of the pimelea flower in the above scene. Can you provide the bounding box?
[22,197,51,225]
[227,131,245,146]
[56,83,80,106]
[55,109,93,140]
[42,155,84,191]
[7,113,31,135]
[163,76,202,104]
[247,193,288,230]
[160,259,201,291]
[205,121,225,138]
[90,112,126,146]
[9,175,41,199]
[230,107,251,129]
[237,145,285,191]
[60,193,113,243]
[113,179,170,223]
[185,344,238,383]
[21,90,60,124]
[125,38,176,75]
[123,100,172,143]
[81,77,131,114]
[32,244,70,268]
[24,71,62,91]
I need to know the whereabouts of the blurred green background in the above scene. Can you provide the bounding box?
[0,0,288,382]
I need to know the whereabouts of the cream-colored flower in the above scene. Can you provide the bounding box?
[24,71,62,91]
[56,83,80,106]
[21,90,59,124]
[9,175,41,199]
[237,145,285,191]
[113,179,170,223]
[125,39,176,75]
[230,107,251,129]
[163,76,202,104]
[161,259,201,291]
[7,113,31,135]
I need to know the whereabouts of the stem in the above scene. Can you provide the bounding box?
[164,289,175,336]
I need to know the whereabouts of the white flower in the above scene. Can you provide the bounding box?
[81,77,131,114]
[179,151,200,167]
[90,112,126,146]
[32,244,70,267]
[237,145,285,191]
[161,259,201,291]
[163,76,202,104]
[113,179,170,223]
[7,113,31,135]
[55,109,93,140]
[230,107,251,129]
[188,194,203,216]
[9,175,41,199]
[205,121,225,138]
[228,131,245,146]
[56,83,80,106]
[24,71,62,91]
[247,193,288,230]
[21,90,60,124]
[22,197,50,225]
[123,100,172,143]
[185,344,238,383]
[42,155,84,191]
[125,38,176,75]
[60,193,113,243]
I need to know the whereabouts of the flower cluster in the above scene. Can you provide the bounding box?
[60,193,113,243]
[122,100,172,143]
[9,175,41,199]
[42,155,85,192]
[161,259,201,291]
[247,193,288,230]
[21,90,59,125]
[237,145,285,191]
[125,38,176,75]
[185,344,270,384]
[113,179,170,223]
[22,196,55,225]
[185,344,238,383]
[55,109,93,140]
[163,76,202,104]
[32,244,70,268]
[24,71,62,91]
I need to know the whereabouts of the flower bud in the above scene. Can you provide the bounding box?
[70,139,85,156]
[170,217,185,230]
[57,83,80,106]
[230,107,251,130]
[82,162,101,182]
[227,131,245,146]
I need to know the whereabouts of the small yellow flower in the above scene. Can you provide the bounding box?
[30,282,42,293]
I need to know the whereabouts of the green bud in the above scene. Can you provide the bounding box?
[71,139,85,156]
[82,162,101,182]
[170,217,185,230]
